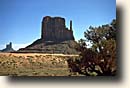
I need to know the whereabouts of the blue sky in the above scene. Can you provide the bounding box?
[0,0,116,50]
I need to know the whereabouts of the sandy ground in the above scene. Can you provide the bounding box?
[0,52,79,57]
[0,52,80,76]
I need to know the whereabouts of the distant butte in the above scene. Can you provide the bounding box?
[1,42,15,52]
[18,16,78,54]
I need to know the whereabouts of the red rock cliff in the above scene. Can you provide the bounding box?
[41,16,74,42]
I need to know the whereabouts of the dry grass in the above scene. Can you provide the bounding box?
[0,53,79,57]
[0,53,79,76]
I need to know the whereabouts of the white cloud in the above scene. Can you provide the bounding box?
[12,43,30,50]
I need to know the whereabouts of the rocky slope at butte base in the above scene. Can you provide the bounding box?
[18,39,78,54]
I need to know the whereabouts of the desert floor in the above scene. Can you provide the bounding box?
[0,53,80,76]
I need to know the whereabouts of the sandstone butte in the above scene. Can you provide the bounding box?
[18,16,79,54]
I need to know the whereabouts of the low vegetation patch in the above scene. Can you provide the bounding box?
[0,53,80,76]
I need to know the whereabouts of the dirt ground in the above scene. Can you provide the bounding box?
[0,53,80,76]
[0,53,79,57]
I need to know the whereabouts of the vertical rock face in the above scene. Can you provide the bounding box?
[41,16,74,42]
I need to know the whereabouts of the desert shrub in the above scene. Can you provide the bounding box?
[67,19,117,76]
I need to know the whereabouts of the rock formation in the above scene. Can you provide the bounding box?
[1,42,15,52]
[41,16,74,42]
[18,16,78,54]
